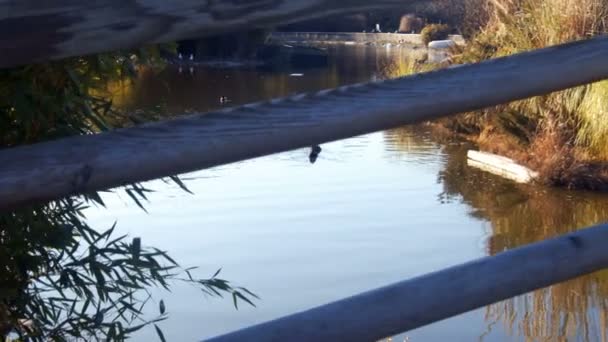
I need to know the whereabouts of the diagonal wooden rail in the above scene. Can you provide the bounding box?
[0,36,608,211]
[0,0,434,69]
[206,224,608,342]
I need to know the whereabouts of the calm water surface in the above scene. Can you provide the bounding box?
[88,45,608,341]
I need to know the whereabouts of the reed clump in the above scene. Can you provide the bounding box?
[441,0,608,189]
[421,23,451,45]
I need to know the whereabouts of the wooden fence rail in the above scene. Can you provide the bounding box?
[0,0,434,69]
[207,224,608,342]
[1,36,607,211]
[3,3,608,342]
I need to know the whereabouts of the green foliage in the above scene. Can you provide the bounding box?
[421,24,451,45]
[1,199,255,341]
[0,44,256,341]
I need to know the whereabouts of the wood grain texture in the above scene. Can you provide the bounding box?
[0,0,433,69]
[0,36,607,210]
[207,224,608,341]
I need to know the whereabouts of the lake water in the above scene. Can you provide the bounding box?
[88,45,608,341]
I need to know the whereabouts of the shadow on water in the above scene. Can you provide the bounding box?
[412,132,608,341]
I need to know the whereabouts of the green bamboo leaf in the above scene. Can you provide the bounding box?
[213,268,222,278]
[85,191,106,207]
[240,287,260,300]
[132,237,141,261]
[232,293,239,310]
[235,291,256,308]
[125,189,148,212]
[169,175,193,194]
[154,324,167,342]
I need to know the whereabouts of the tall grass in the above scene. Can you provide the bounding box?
[577,81,608,158]
[413,0,491,37]
[446,0,608,178]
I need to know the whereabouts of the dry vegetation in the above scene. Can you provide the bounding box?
[412,0,491,37]
[435,0,608,190]
[421,23,451,44]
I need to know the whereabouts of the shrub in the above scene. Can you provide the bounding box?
[398,14,425,33]
[421,24,451,45]
[412,0,490,37]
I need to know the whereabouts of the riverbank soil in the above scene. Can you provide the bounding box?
[428,118,608,191]
[427,0,608,191]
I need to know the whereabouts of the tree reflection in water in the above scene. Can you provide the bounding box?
[104,45,608,340]
[387,126,608,341]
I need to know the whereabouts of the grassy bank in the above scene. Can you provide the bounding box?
[428,0,608,190]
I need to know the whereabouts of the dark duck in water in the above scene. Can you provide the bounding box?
[309,145,322,164]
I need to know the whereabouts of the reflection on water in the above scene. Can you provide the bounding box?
[108,45,423,115]
[438,143,608,341]
[96,45,608,341]
[383,127,446,167]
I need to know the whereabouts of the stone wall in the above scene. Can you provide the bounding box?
[269,32,465,46]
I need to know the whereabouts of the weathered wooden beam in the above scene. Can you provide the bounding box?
[467,150,538,183]
[0,0,433,69]
[206,224,608,342]
[0,37,607,211]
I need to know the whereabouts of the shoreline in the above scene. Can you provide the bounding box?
[426,122,608,192]
[268,31,466,47]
